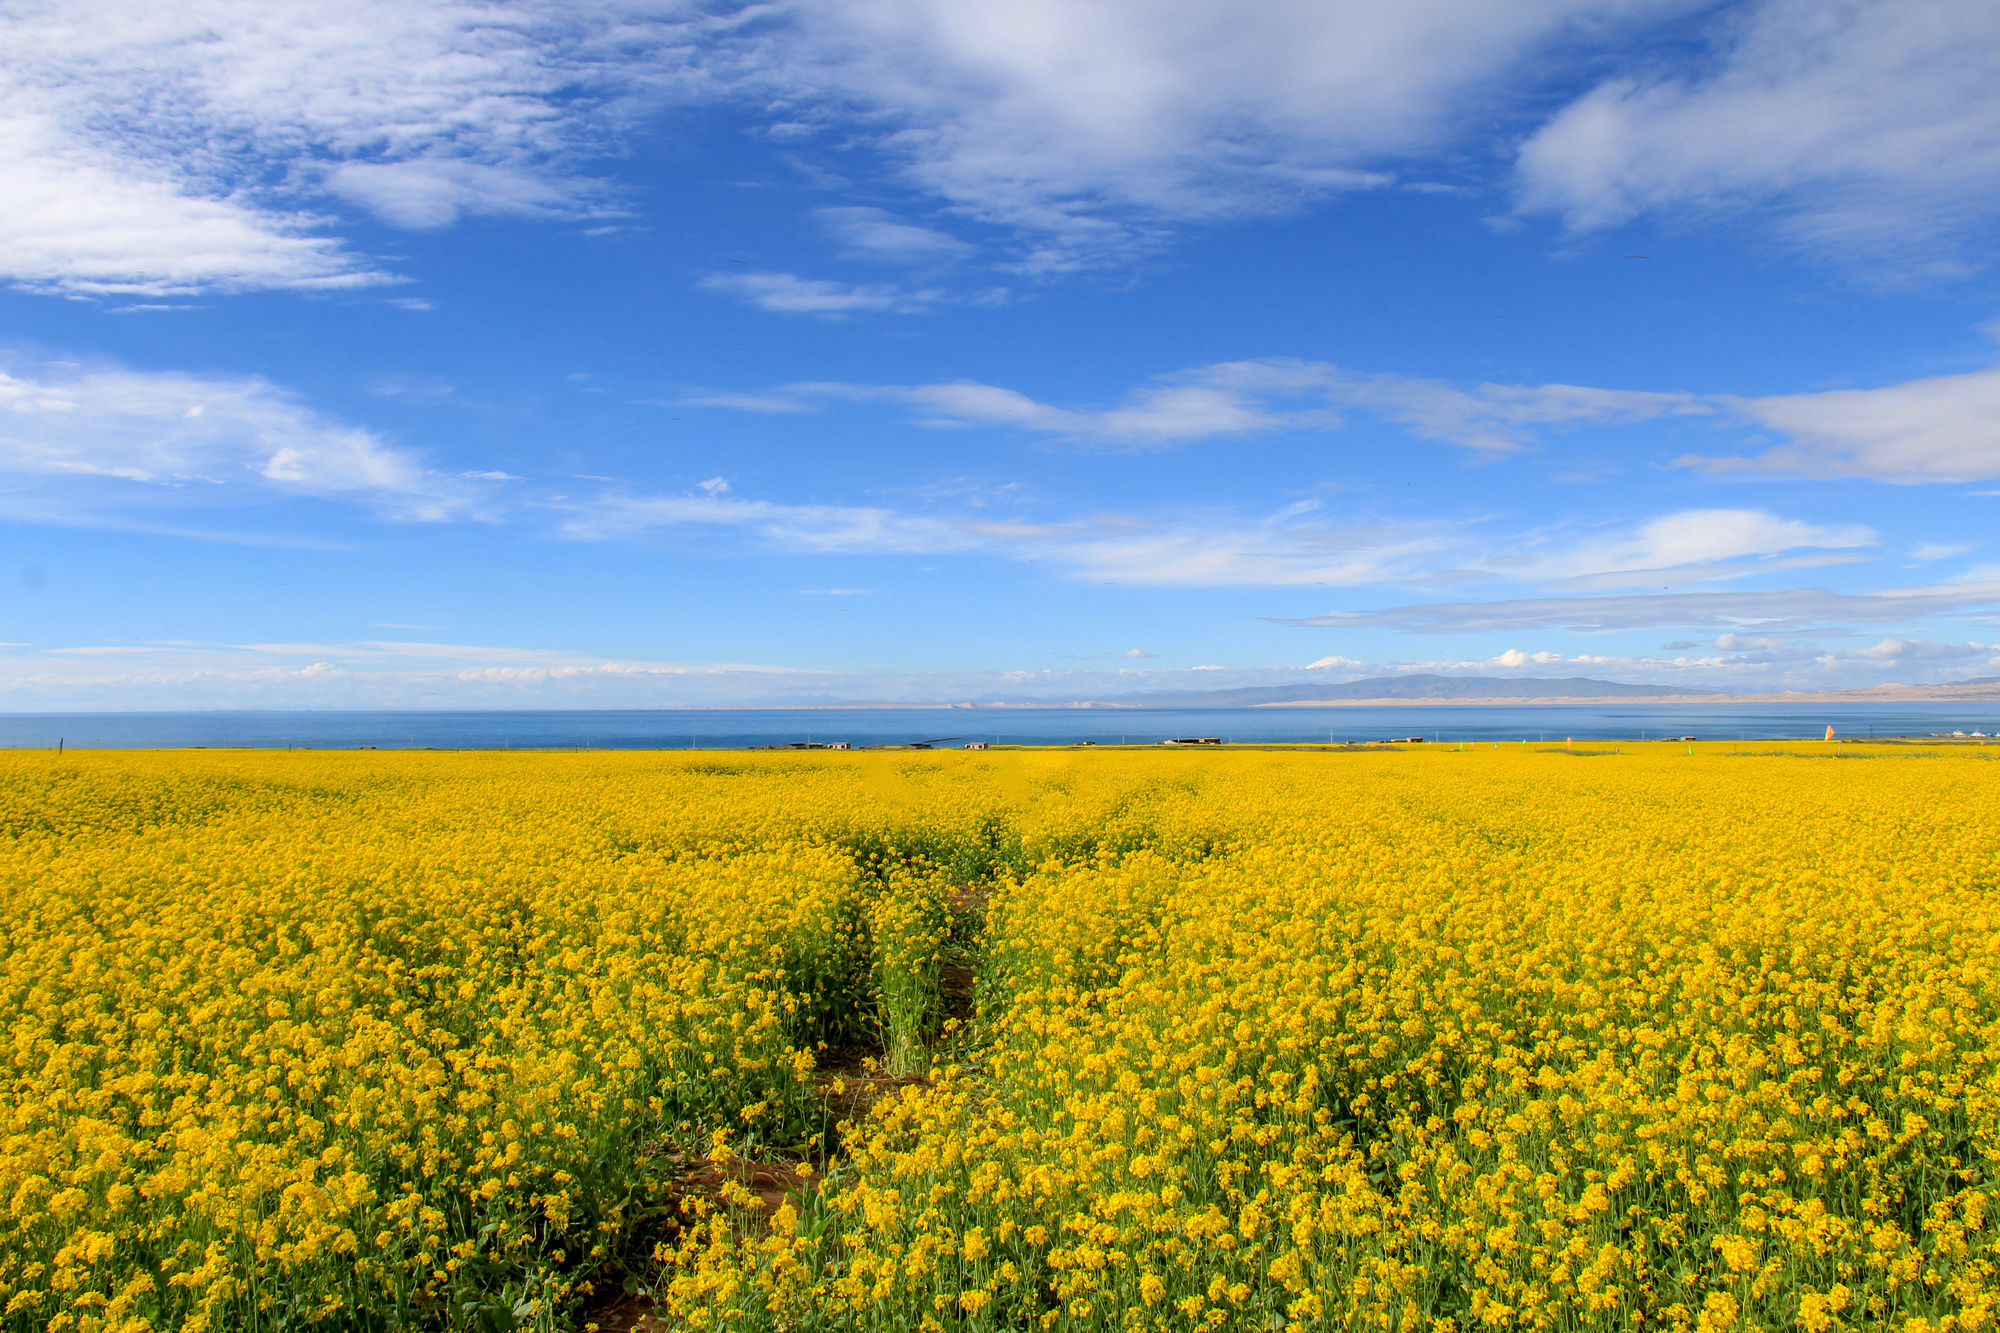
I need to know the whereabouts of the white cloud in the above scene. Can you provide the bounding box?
[698,356,2000,485]
[1038,507,1446,586]
[0,356,482,520]
[697,270,943,315]
[677,394,817,414]
[815,206,973,263]
[883,377,1294,444]
[9,633,1994,708]
[561,485,1451,586]
[1713,633,1792,652]
[1488,649,1574,667]
[0,112,386,295]
[558,492,979,553]
[0,0,696,294]
[17,0,1998,298]
[557,477,1887,597]
[1682,367,2000,483]
[758,0,1687,268]
[323,160,591,231]
[701,358,1700,450]
[0,639,1377,708]
[1305,655,1363,670]
[1912,543,1974,562]
[1837,637,1995,663]
[1282,579,2000,633]
[1121,648,1155,658]
[1327,372,1708,454]
[1515,0,2000,265]
[1504,508,1877,589]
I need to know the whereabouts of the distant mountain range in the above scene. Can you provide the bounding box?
[749,674,1715,708]
[1084,674,1715,707]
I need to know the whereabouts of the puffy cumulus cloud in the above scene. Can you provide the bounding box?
[0,0,697,295]
[1514,0,2000,267]
[0,357,486,521]
[1489,649,1571,667]
[1306,655,1364,670]
[1714,633,1795,652]
[1682,367,2000,484]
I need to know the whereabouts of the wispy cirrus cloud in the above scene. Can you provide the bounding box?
[12,0,1998,302]
[683,357,1705,449]
[1514,0,2000,268]
[0,0,699,295]
[557,492,981,553]
[1487,509,1877,590]
[753,0,1692,271]
[814,207,974,264]
[696,270,945,316]
[559,478,1871,595]
[1280,580,2000,634]
[1682,366,2000,483]
[558,486,1447,584]
[690,354,2000,481]
[696,269,1009,315]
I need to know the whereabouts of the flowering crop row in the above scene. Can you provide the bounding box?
[5,744,1997,1332]
[657,744,2000,1333]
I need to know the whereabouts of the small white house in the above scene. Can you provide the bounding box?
[826,741,851,750]
[963,741,989,750]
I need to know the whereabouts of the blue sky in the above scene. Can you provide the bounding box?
[4,0,2000,708]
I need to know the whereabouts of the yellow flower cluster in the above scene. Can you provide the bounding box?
[5,742,1997,1333]
[657,742,2000,1333]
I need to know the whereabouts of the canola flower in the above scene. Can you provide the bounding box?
[3,743,1997,1332]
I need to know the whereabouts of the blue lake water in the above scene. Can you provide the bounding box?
[2,702,1996,749]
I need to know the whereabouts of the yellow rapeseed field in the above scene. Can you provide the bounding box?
[4,742,1997,1332]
